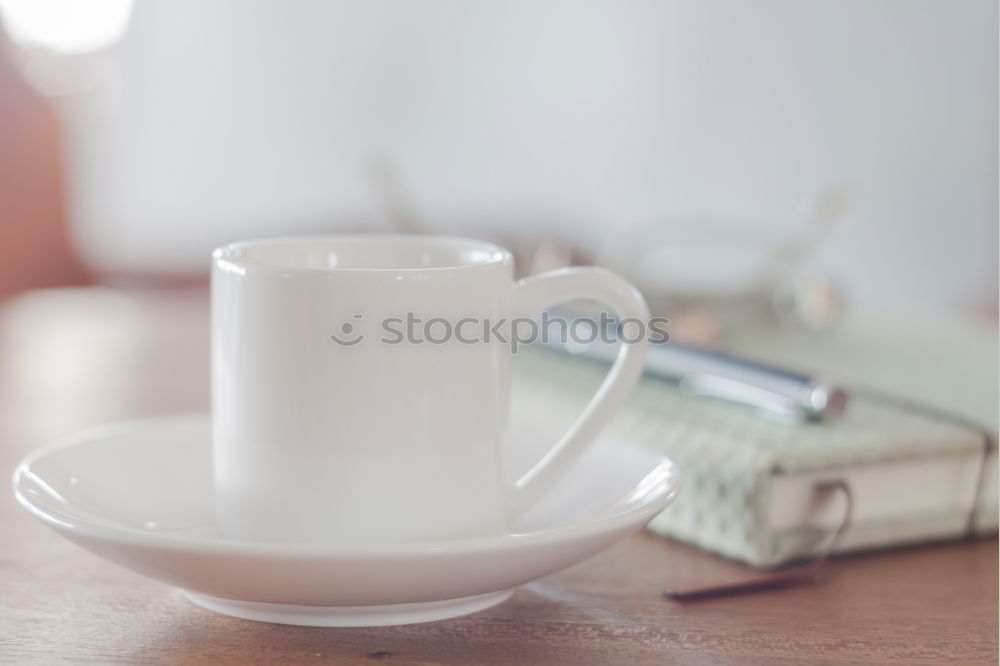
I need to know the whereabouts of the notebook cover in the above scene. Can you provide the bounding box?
[513,347,996,568]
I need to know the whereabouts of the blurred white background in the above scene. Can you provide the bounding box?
[4,0,997,315]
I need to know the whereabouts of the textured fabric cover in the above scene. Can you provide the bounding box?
[512,344,994,567]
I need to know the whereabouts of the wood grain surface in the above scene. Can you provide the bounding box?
[1,287,996,665]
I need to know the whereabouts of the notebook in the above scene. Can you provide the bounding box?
[512,345,996,568]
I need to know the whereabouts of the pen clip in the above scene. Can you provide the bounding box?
[678,373,807,424]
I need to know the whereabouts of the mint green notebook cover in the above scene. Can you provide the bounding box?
[512,346,995,568]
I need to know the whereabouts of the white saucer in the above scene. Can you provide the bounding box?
[13,414,678,626]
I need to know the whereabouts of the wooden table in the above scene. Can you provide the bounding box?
[1,287,996,665]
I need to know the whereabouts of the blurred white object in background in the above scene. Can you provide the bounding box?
[0,0,132,53]
[2,0,995,315]
[594,189,849,337]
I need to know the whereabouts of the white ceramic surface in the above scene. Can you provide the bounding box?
[13,414,678,626]
[212,235,649,543]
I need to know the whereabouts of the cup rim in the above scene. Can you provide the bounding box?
[212,234,513,274]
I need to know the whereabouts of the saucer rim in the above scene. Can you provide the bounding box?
[13,413,679,559]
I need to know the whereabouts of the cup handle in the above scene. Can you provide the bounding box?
[509,266,650,514]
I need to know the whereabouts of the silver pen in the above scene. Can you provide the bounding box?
[542,311,848,424]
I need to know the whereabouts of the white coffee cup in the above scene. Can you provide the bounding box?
[212,235,649,543]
